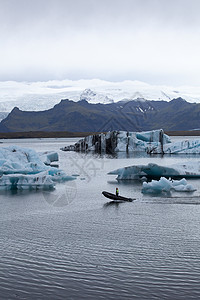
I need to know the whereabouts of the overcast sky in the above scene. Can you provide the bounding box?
[1,0,200,85]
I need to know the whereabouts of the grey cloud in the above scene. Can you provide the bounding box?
[2,0,200,33]
[1,0,200,83]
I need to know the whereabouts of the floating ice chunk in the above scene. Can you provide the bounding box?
[142,177,172,194]
[48,168,76,182]
[108,161,200,180]
[142,177,196,194]
[108,163,180,180]
[39,151,59,165]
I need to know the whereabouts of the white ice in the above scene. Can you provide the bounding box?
[142,177,196,194]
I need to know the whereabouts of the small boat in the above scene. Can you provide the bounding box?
[102,191,135,202]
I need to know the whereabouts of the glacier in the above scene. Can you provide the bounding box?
[142,177,196,195]
[108,161,200,180]
[1,79,200,116]
[0,145,75,190]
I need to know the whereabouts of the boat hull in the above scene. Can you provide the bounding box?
[102,191,134,202]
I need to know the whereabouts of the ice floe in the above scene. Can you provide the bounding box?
[142,177,196,194]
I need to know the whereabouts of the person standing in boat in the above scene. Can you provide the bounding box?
[116,187,119,196]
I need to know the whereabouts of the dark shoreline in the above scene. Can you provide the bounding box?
[0,130,199,139]
[0,131,92,139]
[165,130,200,136]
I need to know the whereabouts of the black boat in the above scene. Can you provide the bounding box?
[102,191,135,202]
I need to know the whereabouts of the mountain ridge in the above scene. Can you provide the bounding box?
[0,97,199,133]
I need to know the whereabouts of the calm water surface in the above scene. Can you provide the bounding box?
[0,137,200,299]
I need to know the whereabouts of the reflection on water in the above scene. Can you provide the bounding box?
[103,200,123,208]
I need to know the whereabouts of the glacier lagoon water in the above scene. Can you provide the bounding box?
[0,137,200,299]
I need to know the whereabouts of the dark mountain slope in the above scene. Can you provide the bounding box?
[149,98,200,130]
[0,98,199,132]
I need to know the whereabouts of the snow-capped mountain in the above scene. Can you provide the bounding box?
[1,79,200,116]
[80,88,114,104]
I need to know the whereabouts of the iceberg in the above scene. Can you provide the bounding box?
[62,129,200,155]
[142,177,196,194]
[61,129,170,154]
[0,145,75,190]
[108,161,200,180]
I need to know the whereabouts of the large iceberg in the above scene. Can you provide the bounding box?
[108,161,200,180]
[61,129,200,155]
[0,145,75,190]
[142,177,196,194]
[61,129,170,154]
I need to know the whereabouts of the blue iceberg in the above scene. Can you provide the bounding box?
[108,161,200,180]
[0,145,75,190]
[142,177,196,194]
